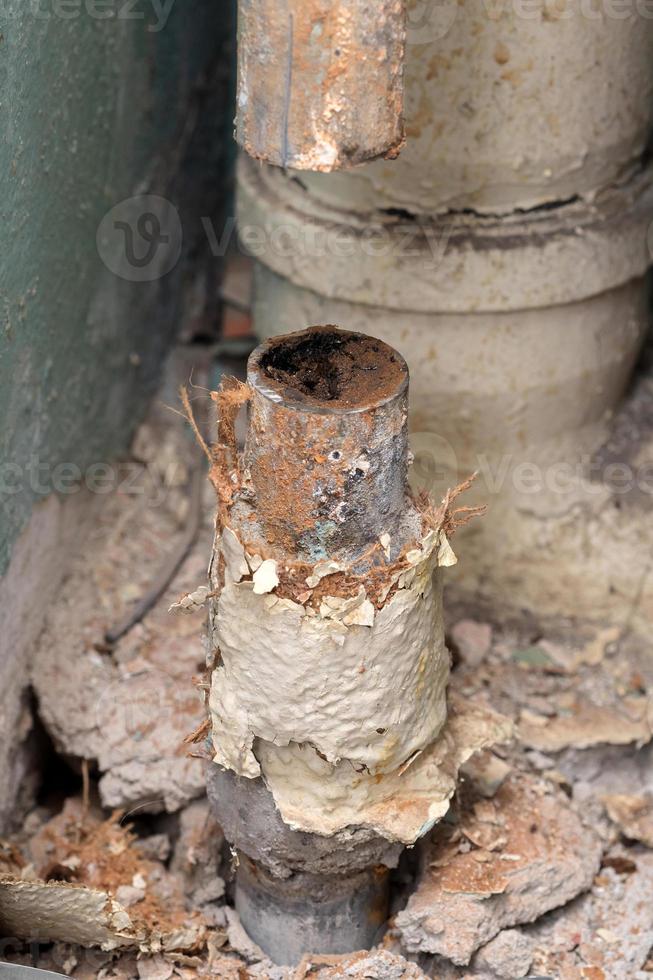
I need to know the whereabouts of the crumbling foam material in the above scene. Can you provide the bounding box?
[209,527,453,782]
[256,697,512,844]
[0,877,137,950]
[208,525,511,842]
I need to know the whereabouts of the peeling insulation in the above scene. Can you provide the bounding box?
[209,525,454,781]
[0,806,206,952]
[0,877,138,950]
[256,697,512,843]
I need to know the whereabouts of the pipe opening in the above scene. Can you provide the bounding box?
[257,325,406,409]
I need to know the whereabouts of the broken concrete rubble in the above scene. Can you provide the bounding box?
[518,697,653,753]
[300,950,427,979]
[526,849,653,980]
[396,773,603,966]
[472,928,533,979]
[602,793,653,848]
[29,399,211,815]
[450,620,492,669]
[0,800,206,953]
[170,799,225,911]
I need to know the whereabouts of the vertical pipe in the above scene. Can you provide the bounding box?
[236,0,406,171]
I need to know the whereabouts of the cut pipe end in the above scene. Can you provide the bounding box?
[248,324,408,414]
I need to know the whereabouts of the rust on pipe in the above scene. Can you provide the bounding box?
[236,0,406,172]
[239,325,418,564]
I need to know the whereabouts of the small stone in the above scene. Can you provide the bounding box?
[603,793,653,848]
[474,928,534,978]
[136,955,173,980]
[309,949,427,978]
[451,620,492,667]
[115,884,145,908]
[461,751,511,798]
[137,834,171,862]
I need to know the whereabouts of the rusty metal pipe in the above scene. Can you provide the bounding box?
[235,0,406,171]
[207,326,461,964]
[238,325,419,563]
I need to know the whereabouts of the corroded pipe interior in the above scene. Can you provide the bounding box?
[254,325,407,410]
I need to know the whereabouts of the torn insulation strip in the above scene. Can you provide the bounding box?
[256,696,512,843]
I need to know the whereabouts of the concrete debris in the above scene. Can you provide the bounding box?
[29,399,211,815]
[299,949,427,979]
[527,849,653,979]
[32,534,209,814]
[136,955,174,980]
[539,627,620,673]
[450,620,492,668]
[138,834,172,863]
[553,740,653,812]
[204,951,250,980]
[170,798,225,909]
[472,929,533,979]
[518,697,653,753]
[0,801,206,952]
[602,793,653,847]
[224,905,268,965]
[396,774,602,965]
[460,751,512,800]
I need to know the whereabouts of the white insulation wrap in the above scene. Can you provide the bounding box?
[209,526,455,780]
[256,698,512,843]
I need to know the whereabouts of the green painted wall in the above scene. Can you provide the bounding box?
[0,0,233,573]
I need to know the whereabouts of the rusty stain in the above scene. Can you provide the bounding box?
[236,0,406,171]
